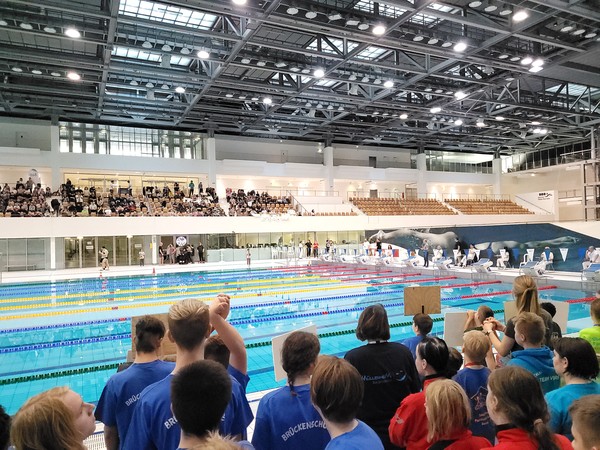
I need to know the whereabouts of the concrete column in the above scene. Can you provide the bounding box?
[592,126,597,160]
[49,124,62,189]
[324,145,334,194]
[207,136,217,188]
[492,152,502,197]
[151,235,158,265]
[416,152,427,197]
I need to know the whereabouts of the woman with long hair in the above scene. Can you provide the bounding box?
[485,366,573,449]
[425,379,491,449]
[483,275,554,357]
[389,336,450,450]
[545,337,600,440]
[251,331,329,450]
[11,386,95,450]
[345,304,420,450]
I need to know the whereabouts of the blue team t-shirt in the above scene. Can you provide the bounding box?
[545,381,600,440]
[251,384,329,450]
[453,366,495,443]
[228,365,250,392]
[325,420,383,450]
[95,360,174,448]
[401,335,426,359]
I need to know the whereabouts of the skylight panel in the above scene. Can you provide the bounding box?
[354,0,406,17]
[112,46,161,62]
[409,12,439,25]
[355,46,388,60]
[170,55,192,66]
[119,0,218,30]
[546,83,600,97]
[315,79,337,87]
[428,3,456,13]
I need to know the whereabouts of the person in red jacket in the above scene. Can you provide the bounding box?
[388,337,450,450]
[425,379,491,450]
[484,366,573,450]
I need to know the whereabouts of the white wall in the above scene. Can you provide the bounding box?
[0,118,51,150]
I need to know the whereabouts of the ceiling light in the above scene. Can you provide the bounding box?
[453,41,467,52]
[357,22,370,31]
[531,58,544,67]
[521,56,533,65]
[374,78,382,85]
[313,68,325,78]
[430,106,442,113]
[225,93,234,98]
[31,69,42,75]
[305,102,312,108]
[290,66,300,72]
[263,97,272,105]
[317,103,323,109]
[424,87,433,92]
[64,27,80,37]
[476,119,485,127]
[533,127,542,134]
[435,89,443,94]
[197,49,210,59]
[180,47,191,55]
[560,24,574,33]
[305,11,318,19]
[509,56,521,62]
[11,67,22,72]
[43,26,56,33]
[427,37,439,45]
[495,116,505,121]
[413,35,424,42]
[175,86,185,93]
[67,71,81,81]
[572,28,586,36]
[512,10,528,22]
[130,80,139,86]
[441,41,453,48]
[161,84,169,89]
[338,106,345,111]
[498,54,509,59]
[484,5,498,13]
[454,119,464,126]
[584,32,597,38]
[468,1,482,7]
[241,57,251,64]
[346,18,360,26]
[232,0,247,4]
[51,72,61,77]
[20,22,33,30]
[275,61,287,68]
[0,20,8,26]
[454,91,467,100]
[257,60,267,67]
[328,12,343,21]
[348,74,357,81]
[301,68,310,74]
[251,97,259,101]
[399,113,408,119]
[327,105,334,110]
[372,24,386,35]
[286,6,299,15]
[531,121,541,125]
[372,111,379,115]
[383,80,394,88]
[529,66,543,73]
[161,44,172,52]
[146,82,154,88]
[361,76,370,82]
[499,5,512,15]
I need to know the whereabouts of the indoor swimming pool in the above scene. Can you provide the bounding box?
[0,264,595,415]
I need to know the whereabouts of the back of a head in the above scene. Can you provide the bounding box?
[446,347,463,378]
[488,366,559,450]
[569,394,600,449]
[540,302,557,318]
[197,431,244,449]
[356,304,390,341]
[11,387,85,450]
[310,356,363,424]
[553,337,599,380]
[425,379,470,442]
[135,315,166,353]
[514,312,545,346]
[477,305,494,321]
[168,299,210,351]
[204,335,231,369]
[171,360,232,438]
[513,275,540,315]
[416,336,449,376]
[591,298,600,322]
[282,331,320,391]
[413,313,434,335]
[462,330,491,363]
[0,405,9,450]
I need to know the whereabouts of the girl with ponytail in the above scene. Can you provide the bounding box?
[484,366,572,450]
[483,275,555,357]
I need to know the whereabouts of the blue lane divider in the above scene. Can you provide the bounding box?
[1,318,129,334]
[0,333,131,354]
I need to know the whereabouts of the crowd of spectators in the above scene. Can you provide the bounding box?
[226,188,291,217]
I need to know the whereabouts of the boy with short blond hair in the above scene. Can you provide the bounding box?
[569,394,600,450]
[453,330,494,443]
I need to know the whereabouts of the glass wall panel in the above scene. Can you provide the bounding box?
[65,237,80,269]
[115,237,129,266]
[98,237,114,268]
[0,239,7,273]
[82,238,97,268]
[7,239,26,269]
[27,239,46,270]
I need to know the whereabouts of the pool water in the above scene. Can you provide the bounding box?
[0,264,594,415]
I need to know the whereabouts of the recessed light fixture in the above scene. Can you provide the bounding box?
[509,56,521,62]
[498,54,509,59]
[531,58,544,67]
[383,80,394,88]
[286,6,299,15]
[560,24,574,32]
[427,37,439,45]
[468,1,482,7]
[399,113,408,119]
[512,10,528,22]
[454,91,467,100]
[240,57,251,64]
[495,116,505,121]
[0,19,8,26]
[453,41,467,52]
[521,56,533,65]
[175,86,185,93]
[454,119,464,126]
[31,69,43,75]
[430,106,442,113]
[197,49,210,59]
[64,27,80,38]
[51,72,61,77]
[499,6,512,15]
[372,24,386,35]
[313,68,325,78]
[263,97,273,105]
[11,67,23,72]
[43,26,57,33]
[305,11,318,19]
[529,66,543,73]
[572,28,586,36]
[256,60,267,67]
[357,22,370,31]
[20,22,33,30]
[484,4,498,12]
[67,71,81,81]
[441,41,453,48]
[584,32,597,38]
[413,35,424,42]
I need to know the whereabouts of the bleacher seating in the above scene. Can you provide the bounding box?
[349,197,455,216]
[446,199,533,215]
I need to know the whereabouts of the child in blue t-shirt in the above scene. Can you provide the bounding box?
[402,313,433,359]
